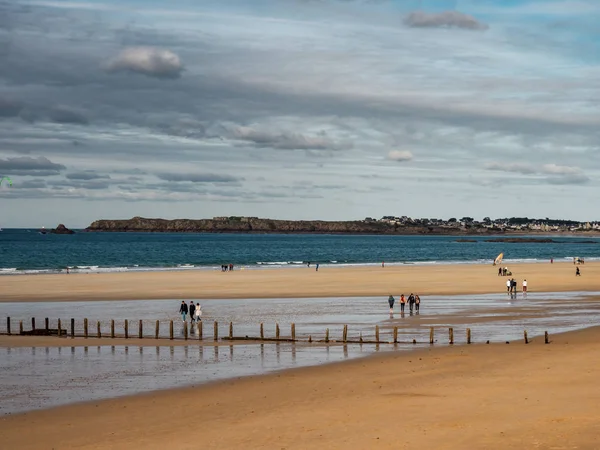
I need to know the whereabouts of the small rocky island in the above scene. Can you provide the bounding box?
[50,224,75,234]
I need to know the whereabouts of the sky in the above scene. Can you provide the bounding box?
[0,0,599,227]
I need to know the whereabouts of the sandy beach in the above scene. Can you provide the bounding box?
[1,326,599,449]
[0,261,598,302]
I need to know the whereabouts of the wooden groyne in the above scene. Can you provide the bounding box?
[1,317,552,346]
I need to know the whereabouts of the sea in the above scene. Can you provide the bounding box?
[0,229,598,274]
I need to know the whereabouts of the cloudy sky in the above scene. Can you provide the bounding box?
[0,0,599,227]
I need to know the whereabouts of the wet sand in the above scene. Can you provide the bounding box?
[2,326,600,449]
[0,261,597,301]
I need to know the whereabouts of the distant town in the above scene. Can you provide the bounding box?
[365,216,600,232]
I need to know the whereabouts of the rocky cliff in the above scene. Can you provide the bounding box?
[85,216,500,235]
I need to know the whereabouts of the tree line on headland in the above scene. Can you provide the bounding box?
[82,216,600,235]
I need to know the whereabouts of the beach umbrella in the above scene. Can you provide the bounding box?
[494,253,503,265]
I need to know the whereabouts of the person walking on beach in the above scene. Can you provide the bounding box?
[576,267,581,276]
[506,278,511,293]
[388,295,395,314]
[189,301,196,323]
[522,279,527,293]
[315,263,319,271]
[195,303,202,322]
[179,301,188,322]
[498,267,502,276]
[415,294,421,313]
[408,293,416,313]
[400,294,406,313]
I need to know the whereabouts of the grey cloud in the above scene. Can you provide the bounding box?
[48,179,111,190]
[18,179,46,188]
[104,47,184,79]
[48,106,89,125]
[66,171,111,180]
[484,162,537,175]
[485,161,590,185]
[404,11,488,30]
[228,126,342,150]
[155,172,241,183]
[0,97,23,117]
[0,156,66,175]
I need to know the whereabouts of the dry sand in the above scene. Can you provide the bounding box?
[2,327,600,449]
[0,261,598,302]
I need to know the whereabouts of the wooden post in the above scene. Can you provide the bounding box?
[213,321,218,341]
[169,320,174,340]
[97,321,101,338]
[19,320,23,335]
[544,331,549,344]
[155,320,160,339]
[375,325,380,342]
[260,323,264,340]
[524,330,528,344]
[31,317,36,330]
[467,328,471,344]
[449,327,454,345]
[57,319,62,336]
[198,321,203,340]
[308,335,312,343]
[111,320,115,338]
[229,321,233,339]
[359,332,363,344]
[393,326,398,344]
[84,318,88,338]
[6,317,10,335]
[276,323,280,340]
[71,318,75,338]
[291,323,296,341]
[139,320,143,339]
[429,327,434,345]
[45,317,49,331]
[124,319,128,339]
[343,324,348,343]
[184,321,188,340]
[325,328,329,343]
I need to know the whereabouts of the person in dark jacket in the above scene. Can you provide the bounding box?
[408,293,416,313]
[189,301,196,323]
[179,301,188,322]
[415,295,421,313]
[388,295,395,314]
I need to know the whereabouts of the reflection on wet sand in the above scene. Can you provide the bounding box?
[2,291,600,415]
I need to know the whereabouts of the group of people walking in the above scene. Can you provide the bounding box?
[179,300,202,323]
[388,293,421,314]
[506,278,526,294]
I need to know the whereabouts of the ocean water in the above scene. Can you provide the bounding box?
[0,229,598,274]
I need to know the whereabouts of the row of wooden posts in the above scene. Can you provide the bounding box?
[5,317,551,345]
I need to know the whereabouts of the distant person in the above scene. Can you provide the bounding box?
[315,263,319,271]
[506,279,511,293]
[522,279,527,293]
[399,294,406,313]
[66,267,69,274]
[229,263,233,271]
[511,278,516,294]
[307,262,311,268]
[498,267,502,276]
[179,301,188,322]
[415,294,421,312]
[382,261,385,268]
[189,301,196,323]
[388,295,395,314]
[408,293,416,313]
[576,267,581,276]
[550,258,553,264]
[195,303,202,322]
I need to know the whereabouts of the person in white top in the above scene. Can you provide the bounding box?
[522,279,527,293]
[195,303,202,322]
[506,279,511,293]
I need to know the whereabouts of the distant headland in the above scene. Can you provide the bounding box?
[84,216,600,235]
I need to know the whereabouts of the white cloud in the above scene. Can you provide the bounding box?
[105,47,183,79]
[387,150,413,162]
